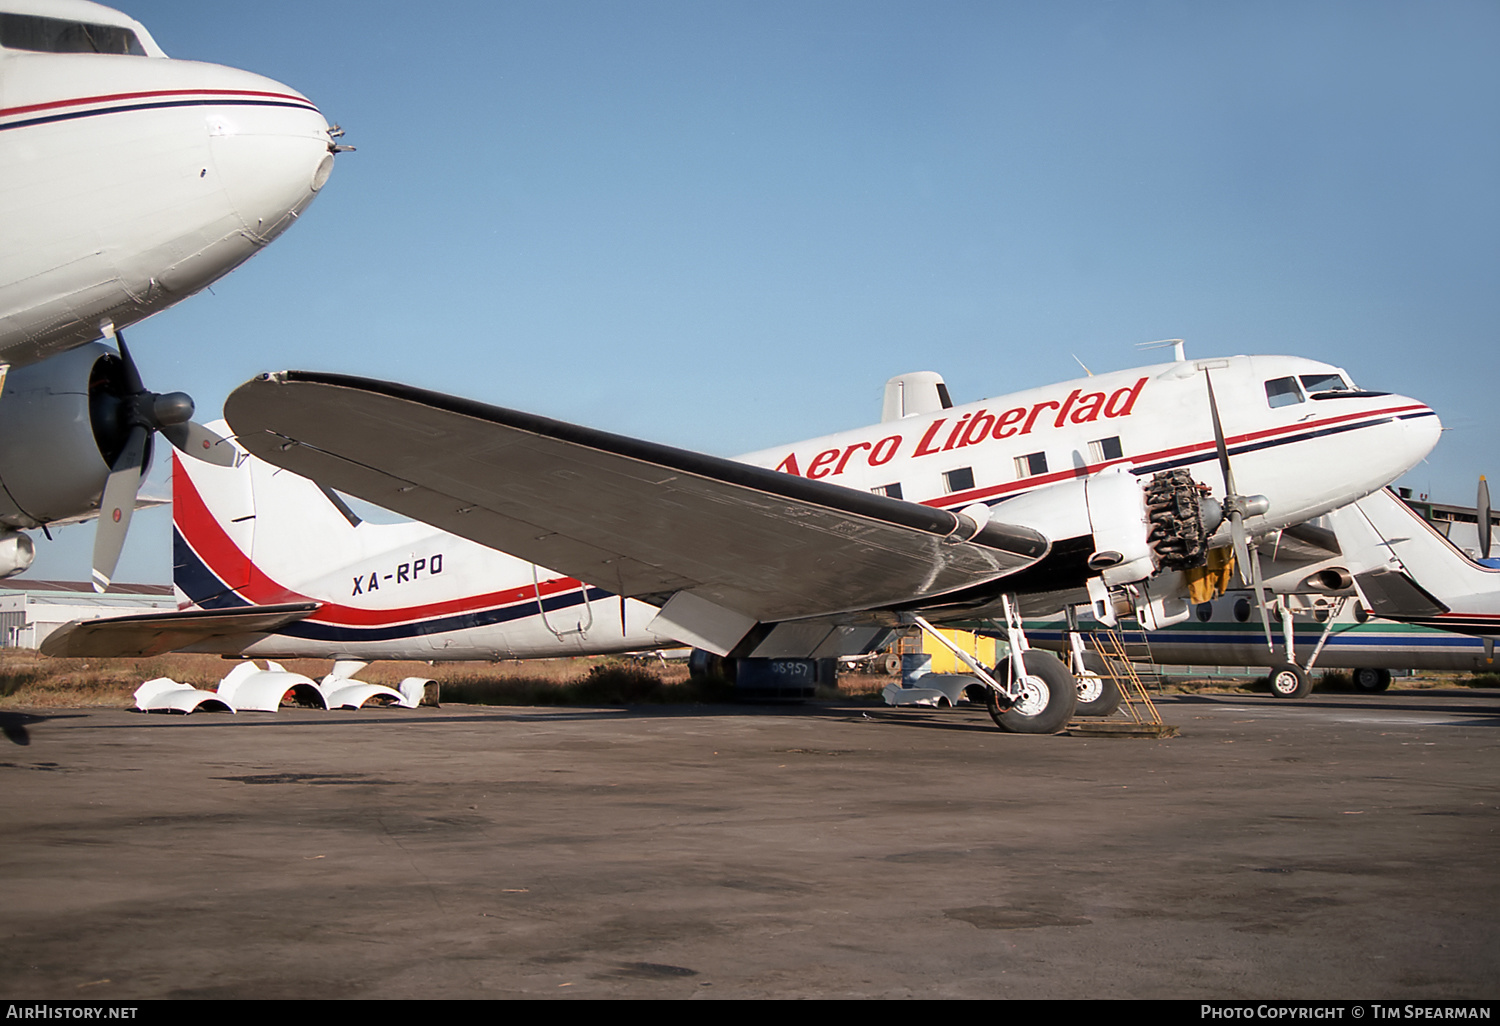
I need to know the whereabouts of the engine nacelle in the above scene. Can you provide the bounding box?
[0,342,143,529]
[994,467,1158,587]
[0,529,36,578]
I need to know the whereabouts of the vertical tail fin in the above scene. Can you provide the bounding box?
[1332,487,1500,622]
[172,421,375,609]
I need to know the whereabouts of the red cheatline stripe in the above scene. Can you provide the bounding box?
[0,88,316,119]
[923,404,1430,509]
[172,454,585,628]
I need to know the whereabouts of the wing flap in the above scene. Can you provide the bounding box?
[225,372,1050,623]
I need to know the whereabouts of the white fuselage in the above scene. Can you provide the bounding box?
[740,355,1439,547]
[0,2,335,365]
[172,440,676,661]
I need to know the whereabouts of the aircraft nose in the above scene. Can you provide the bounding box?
[202,66,339,245]
[1388,395,1443,474]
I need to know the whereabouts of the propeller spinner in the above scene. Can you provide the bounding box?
[91,334,236,592]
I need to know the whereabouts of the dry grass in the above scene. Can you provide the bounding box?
[0,651,873,709]
[1,647,1490,711]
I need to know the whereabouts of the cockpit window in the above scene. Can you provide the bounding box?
[1265,377,1303,408]
[0,13,146,55]
[1299,373,1351,395]
[1296,371,1388,400]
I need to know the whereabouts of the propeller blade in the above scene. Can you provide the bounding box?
[1248,538,1275,652]
[1229,509,1252,582]
[92,425,149,592]
[1204,369,1237,499]
[115,332,146,396]
[161,420,238,467]
[1479,475,1491,561]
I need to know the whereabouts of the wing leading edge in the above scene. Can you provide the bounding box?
[224,372,1050,633]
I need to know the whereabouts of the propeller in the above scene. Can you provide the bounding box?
[91,333,236,592]
[1203,369,1274,651]
[1479,475,1491,561]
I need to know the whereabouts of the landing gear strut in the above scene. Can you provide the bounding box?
[1062,607,1123,717]
[910,596,1077,735]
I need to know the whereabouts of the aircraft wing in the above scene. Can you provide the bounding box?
[223,372,1050,636]
[40,602,321,658]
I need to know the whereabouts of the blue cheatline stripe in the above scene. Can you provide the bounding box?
[1131,412,1436,477]
[172,526,613,643]
[1024,626,1484,652]
[0,97,318,132]
[173,528,247,610]
[275,587,609,644]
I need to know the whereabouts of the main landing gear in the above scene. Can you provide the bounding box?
[911,597,1077,735]
[983,649,1078,734]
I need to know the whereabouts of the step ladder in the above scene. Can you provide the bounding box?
[1074,624,1177,737]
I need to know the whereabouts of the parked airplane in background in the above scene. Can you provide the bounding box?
[214,348,1440,732]
[1027,591,1494,699]
[1336,484,1500,640]
[1025,484,1498,699]
[0,0,342,588]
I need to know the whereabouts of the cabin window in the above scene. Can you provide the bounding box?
[1088,436,1123,463]
[943,467,974,493]
[0,13,145,55]
[1014,452,1047,478]
[1264,377,1303,409]
[871,483,903,500]
[1196,602,1213,622]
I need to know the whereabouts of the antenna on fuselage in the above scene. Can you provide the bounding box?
[1137,338,1187,362]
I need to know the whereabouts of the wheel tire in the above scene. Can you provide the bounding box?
[1268,661,1311,699]
[1352,667,1392,693]
[881,653,902,676]
[985,650,1078,734]
[1075,654,1124,717]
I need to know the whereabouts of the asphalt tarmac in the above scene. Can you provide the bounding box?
[1,690,1496,1000]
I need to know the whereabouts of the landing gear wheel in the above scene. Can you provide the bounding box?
[986,651,1078,734]
[1074,653,1124,717]
[1352,667,1392,693]
[1268,661,1311,699]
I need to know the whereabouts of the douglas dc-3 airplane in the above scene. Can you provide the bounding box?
[0,0,341,589]
[173,348,1440,733]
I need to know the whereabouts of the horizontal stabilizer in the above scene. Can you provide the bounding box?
[1353,569,1449,620]
[40,602,321,658]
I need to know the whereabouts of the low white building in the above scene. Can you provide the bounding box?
[0,580,175,650]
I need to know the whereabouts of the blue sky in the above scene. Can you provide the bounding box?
[34,0,1500,582]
